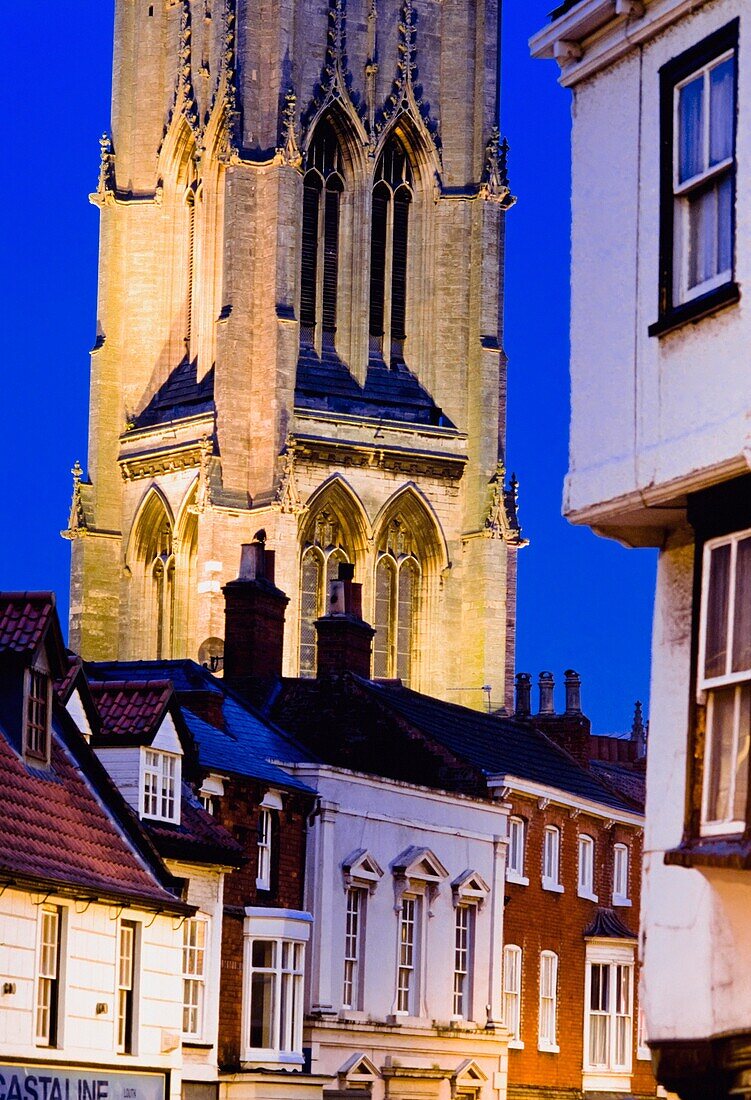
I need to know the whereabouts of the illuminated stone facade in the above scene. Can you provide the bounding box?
[67,0,522,708]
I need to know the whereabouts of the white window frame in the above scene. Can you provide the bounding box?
[241,909,311,1065]
[342,886,366,1011]
[583,943,635,1088]
[672,49,736,304]
[182,915,208,1039]
[256,808,272,891]
[506,817,528,885]
[396,894,421,1016]
[542,826,563,892]
[116,918,139,1054]
[612,843,631,907]
[141,749,180,822]
[452,904,473,1020]
[578,834,598,901]
[538,951,559,1053]
[35,904,65,1048]
[698,529,751,835]
[502,944,523,1049]
[25,665,52,763]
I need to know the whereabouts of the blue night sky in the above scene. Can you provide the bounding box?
[1,2,656,733]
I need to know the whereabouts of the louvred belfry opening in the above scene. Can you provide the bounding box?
[368,135,413,365]
[300,118,345,352]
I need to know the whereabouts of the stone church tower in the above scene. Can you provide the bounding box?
[66,0,522,709]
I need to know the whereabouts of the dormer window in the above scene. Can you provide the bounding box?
[25,667,51,762]
[142,749,179,822]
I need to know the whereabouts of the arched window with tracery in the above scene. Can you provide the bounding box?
[369,136,413,365]
[130,494,176,660]
[300,119,345,353]
[373,517,420,685]
[299,511,351,675]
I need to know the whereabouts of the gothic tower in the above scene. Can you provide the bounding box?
[66,0,523,710]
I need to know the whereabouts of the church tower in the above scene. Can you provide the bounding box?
[66,0,523,710]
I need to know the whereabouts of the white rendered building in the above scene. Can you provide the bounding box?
[531,2,751,1097]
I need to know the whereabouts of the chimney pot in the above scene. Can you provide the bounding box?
[515,672,532,717]
[564,669,582,714]
[538,671,555,715]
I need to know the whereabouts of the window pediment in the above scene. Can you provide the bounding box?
[342,848,384,891]
[451,869,490,907]
[392,846,448,885]
[337,1053,380,1088]
[452,1060,488,1087]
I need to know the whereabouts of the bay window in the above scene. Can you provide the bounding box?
[651,20,738,336]
[698,528,751,835]
[584,947,634,1084]
[242,910,311,1063]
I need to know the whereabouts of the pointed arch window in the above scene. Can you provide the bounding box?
[373,517,420,685]
[300,119,345,352]
[299,510,351,676]
[369,135,413,364]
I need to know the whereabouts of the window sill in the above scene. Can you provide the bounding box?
[241,1051,304,1066]
[506,873,529,887]
[508,1039,525,1050]
[538,1042,560,1054]
[637,1047,652,1061]
[648,280,740,338]
[577,889,599,902]
[542,881,564,894]
[183,1039,214,1049]
[612,896,632,908]
[582,1070,632,1091]
[664,833,751,870]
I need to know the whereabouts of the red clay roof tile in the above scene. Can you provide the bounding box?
[0,593,56,655]
[90,681,174,744]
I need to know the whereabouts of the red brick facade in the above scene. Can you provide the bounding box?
[503,796,656,1100]
[213,777,311,1069]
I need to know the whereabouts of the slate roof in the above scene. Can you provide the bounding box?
[144,782,246,867]
[0,593,61,658]
[590,760,646,809]
[89,680,174,746]
[0,703,187,911]
[134,360,214,428]
[584,907,637,940]
[87,660,315,792]
[358,680,639,813]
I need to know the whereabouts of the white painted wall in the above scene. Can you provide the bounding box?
[0,887,183,1100]
[561,0,751,521]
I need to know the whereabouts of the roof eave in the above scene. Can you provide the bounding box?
[486,773,644,826]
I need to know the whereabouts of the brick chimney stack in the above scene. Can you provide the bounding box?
[315,563,375,679]
[515,672,532,717]
[222,538,289,690]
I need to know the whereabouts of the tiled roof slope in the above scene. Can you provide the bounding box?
[358,680,638,813]
[145,782,246,866]
[90,680,174,745]
[87,660,316,788]
[590,760,646,808]
[265,676,488,796]
[0,593,59,656]
[183,707,314,791]
[55,653,83,703]
[0,703,187,910]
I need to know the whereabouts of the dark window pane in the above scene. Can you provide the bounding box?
[300,183,320,331]
[322,189,340,334]
[679,75,704,182]
[705,542,731,678]
[369,188,389,341]
[705,685,736,822]
[709,56,735,166]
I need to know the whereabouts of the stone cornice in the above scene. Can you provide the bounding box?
[118,440,208,482]
[293,433,467,481]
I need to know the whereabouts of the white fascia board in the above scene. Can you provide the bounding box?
[487,774,644,827]
[530,0,714,87]
[290,762,503,810]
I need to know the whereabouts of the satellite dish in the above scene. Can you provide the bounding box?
[198,636,224,674]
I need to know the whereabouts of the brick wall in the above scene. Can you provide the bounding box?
[213,776,311,1067]
[503,797,656,1097]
